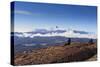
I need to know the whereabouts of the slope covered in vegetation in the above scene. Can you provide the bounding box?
[14,43,97,65]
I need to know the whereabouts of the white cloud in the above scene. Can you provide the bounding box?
[15,31,97,39]
[14,10,32,15]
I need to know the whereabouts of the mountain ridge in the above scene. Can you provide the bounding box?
[12,29,97,39]
[14,43,97,65]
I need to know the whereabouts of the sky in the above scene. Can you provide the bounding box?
[11,1,97,33]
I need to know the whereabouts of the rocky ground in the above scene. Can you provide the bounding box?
[14,43,97,66]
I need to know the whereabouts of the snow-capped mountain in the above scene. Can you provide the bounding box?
[13,29,97,39]
[12,29,97,53]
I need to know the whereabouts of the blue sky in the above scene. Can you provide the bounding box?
[12,1,97,33]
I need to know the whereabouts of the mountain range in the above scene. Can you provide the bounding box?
[12,29,97,53]
[12,29,97,39]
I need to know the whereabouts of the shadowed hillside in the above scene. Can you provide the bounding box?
[14,43,97,65]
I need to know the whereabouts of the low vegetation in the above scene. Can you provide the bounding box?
[14,42,97,66]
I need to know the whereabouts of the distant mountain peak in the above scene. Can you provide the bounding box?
[13,28,97,39]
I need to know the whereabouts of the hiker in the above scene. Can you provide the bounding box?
[64,38,71,46]
[88,39,94,44]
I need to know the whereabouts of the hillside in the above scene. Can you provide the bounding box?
[14,43,97,65]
